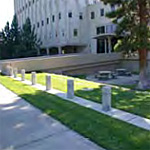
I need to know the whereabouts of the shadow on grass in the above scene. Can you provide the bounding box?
[18,90,150,150]
[75,85,150,119]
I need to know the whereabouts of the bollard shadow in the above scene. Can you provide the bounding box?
[74,85,150,120]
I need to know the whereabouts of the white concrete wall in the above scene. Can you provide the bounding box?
[0,53,122,73]
[1,52,150,74]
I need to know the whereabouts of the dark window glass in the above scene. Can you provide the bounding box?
[47,18,49,24]
[79,12,83,20]
[59,13,61,19]
[74,29,78,37]
[37,22,40,28]
[97,26,105,34]
[68,12,72,18]
[100,9,104,16]
[42,20,44,26]
[52,15,55,22]
[91,12,95,19]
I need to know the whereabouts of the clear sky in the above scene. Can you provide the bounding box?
[0,0,14,30]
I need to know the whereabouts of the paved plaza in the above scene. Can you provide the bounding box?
[86,75,139,86]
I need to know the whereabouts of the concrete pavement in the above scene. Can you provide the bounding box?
[0,84,104,150]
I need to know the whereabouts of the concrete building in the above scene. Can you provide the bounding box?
[14,0,117,55]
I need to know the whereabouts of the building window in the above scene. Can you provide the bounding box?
[41,20,44,26]
[62,32,65,37]
[100,8,105,16]
[52,15,55,22]
[47,18,49,24]
[59,13,61,19]
[97,26,105,34]
[74,29,78,37]
[37,22,40,28]
[91,12,95,19]
[68,12,72,18]
[29,1,31,6]
[79,12,83,20]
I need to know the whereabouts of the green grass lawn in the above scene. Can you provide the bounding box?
[0,75,150,150]
[18,73,150,119]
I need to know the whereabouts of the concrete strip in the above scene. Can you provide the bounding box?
[0,84,104,150]
[14,77,150,131]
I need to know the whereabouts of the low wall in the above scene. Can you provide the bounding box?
[121,53,150,73]
[0,53,122,74]
[2,52,150,75]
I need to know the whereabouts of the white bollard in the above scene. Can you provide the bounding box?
[31,72,36,85]
[21,69,25,81]
[5,65,13,76]
[46,75,51,91]
[13,68,18,78]
[67,79,74,99]
[102,86,112,112]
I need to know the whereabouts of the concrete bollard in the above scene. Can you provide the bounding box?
[31,72,36,85]
[67,79,74,99]
[46,75,51,91]
[21,69,25,81]
[4,65,13,76]
[13,68,18,78]
[102,86,112,112]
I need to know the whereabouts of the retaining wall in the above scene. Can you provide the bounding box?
[1,52,150,75]
[0,53,122,74]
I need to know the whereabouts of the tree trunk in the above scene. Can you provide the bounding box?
[137,49,148,89]
[137,0,149,89]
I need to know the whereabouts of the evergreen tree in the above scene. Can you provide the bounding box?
[0,16,41,59]
[0,15,21,59]
[101,0,150,89]
[20,17,41,57]
[10,15,21,57]
[11,15,20,44]
[0,22,13,59]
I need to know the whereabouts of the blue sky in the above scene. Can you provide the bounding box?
[0,0,14,30]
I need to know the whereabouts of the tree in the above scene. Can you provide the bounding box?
[0,22,13,59]
[101,0,150,89]
[0,15,21,59]
[20,17,41,57]
[10,15,21,57]
[0,16,41,59]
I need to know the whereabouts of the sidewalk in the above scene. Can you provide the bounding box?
[0,84,104,150]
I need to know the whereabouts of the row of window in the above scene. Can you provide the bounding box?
[91,4,116,19]
[47,29,78,39]
[51,12,83,22]
[35,9,105,29]
[20,8,106,30]
[17,0,39,14]
[96,24,116,34]
[91,8,105,19]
